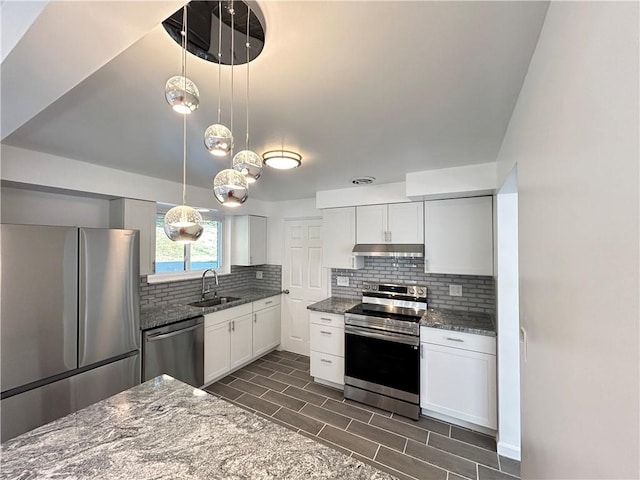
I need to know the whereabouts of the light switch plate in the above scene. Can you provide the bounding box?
[449,284,462,296]
[337,276,349,287]
[256,271,263,279]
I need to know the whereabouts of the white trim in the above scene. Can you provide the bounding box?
[421,408,497,437]
[147,268,231,284]
[497,441,521,461]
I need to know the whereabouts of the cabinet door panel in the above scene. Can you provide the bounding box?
[205,322,230,383]
[230,314,253,369]
[310,351,344,386]
[424,196,493,275]
[420,342,496,428]
[252,306,281,357]
[249,216,267,265]
[322,207,358,269]
[388,202,424,243]
[356,205,387,243]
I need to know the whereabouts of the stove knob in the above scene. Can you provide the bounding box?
[363,284,370,290]
[408,287,416,295]
[372,285,378,291]
[417,288,425,296]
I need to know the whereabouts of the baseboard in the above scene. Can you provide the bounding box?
[314,377,344,390]
[421,408,496,436]
[497,441,521,461]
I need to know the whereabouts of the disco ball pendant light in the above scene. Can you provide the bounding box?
[213,1,249,207]
[204,0,233,157]
[164,6,199,114]
[233,6,262,184]
[164,8,204,243]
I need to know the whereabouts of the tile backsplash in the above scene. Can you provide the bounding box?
[331,257,495,314]
[141,264,282,309]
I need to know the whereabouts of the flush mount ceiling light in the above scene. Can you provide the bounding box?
[164,6,199,114]
[232,7,262,184]
[164,8,204,243]
[262,150,302,170]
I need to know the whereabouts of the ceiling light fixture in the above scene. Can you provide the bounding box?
[164,7,204,243]
[164,5,199,114]
[262,150,302,170]
[232,6,262,184]
[204,0,233,157]
[213,1,249,207]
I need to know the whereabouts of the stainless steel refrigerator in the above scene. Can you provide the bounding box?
[0,225,141,441]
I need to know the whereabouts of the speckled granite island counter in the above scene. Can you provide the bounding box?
[0,376,396,480]
[306,296,360,314]
[421,308,496,337]
[141,288,282,330]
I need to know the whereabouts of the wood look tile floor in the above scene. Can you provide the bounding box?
[204,351,520,480]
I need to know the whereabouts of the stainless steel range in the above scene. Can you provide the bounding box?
[344,282,427,420]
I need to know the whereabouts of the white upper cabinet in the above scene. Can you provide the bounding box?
[424,196,493,276]
[322,207,363,269]
[232,215,267,266]
[109,198,156,276]
[356,202,424,244]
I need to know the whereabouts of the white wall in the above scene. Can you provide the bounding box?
[495,168,520,460]
[1,186,110,227]
[495,2,639,478]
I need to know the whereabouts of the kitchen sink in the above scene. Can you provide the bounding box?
[189,296,240,308]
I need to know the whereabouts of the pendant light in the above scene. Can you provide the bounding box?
[232,6,262,184]
[164,6,200,114]
[164,9,204,243]
[213,1,249,207]
[204,0,233,157]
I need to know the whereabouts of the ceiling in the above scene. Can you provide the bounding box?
[1,1,549,202]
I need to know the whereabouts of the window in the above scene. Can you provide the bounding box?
[155,212,223,274]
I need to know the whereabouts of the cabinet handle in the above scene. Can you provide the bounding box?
[320,331,332,335]
[265,301,273,305]
[228,322,231,333]
[320,358,332,364]
[446,337,464,343]
[232,320,235,332]
[320,317,332,322]
[254,313,257,323]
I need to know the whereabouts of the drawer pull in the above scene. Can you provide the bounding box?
[320,317,333,322]
[320,358,333,364]
[446,337,464,342]
[320,330,332,335]
[265,301,273,305]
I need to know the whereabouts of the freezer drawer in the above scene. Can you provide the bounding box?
[143,317,204,388]
[0,224,78,392]
[0,354,140,442]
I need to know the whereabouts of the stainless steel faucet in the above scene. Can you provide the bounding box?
[201,269,219,300]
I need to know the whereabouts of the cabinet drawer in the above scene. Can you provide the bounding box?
[420,327,496,355]
[310,324,344,357]
[253,295,281,311]
[310,351,344,386]
[309,311,345,328]
[205,303,253,328]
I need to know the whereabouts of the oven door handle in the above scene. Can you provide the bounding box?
[345,325,419,346]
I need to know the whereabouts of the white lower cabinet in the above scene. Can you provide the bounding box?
[204,295,282,385]
[309,311,345,386]
[420,327,497,429]
[252,296,282,357]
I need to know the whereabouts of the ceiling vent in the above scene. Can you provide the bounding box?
[351,176,376,185]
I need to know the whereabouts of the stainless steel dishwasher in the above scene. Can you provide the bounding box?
[142,316,204,388]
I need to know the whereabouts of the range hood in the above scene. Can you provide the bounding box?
[352,243,424,258]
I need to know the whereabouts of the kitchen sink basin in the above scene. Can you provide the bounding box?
[189,296,240,308]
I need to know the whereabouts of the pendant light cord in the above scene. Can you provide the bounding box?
[182,5,188,206]
[230,0,235,159]
[217,0,222,123]
[245,7,250,150]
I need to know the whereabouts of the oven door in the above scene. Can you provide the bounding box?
[344,324,420,401]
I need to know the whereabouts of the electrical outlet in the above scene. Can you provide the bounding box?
[256,271,263,280]
[337,276,350,287]
[449,284,463,296]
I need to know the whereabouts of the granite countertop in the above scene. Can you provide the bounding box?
[140,288,282,330]
[0,376,396,480]
[307,296,360,315]
[420,308,496,337]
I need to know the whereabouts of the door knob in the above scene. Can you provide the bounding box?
[282,289,290,294]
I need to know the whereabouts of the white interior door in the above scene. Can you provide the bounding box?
[282,219,328,356]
